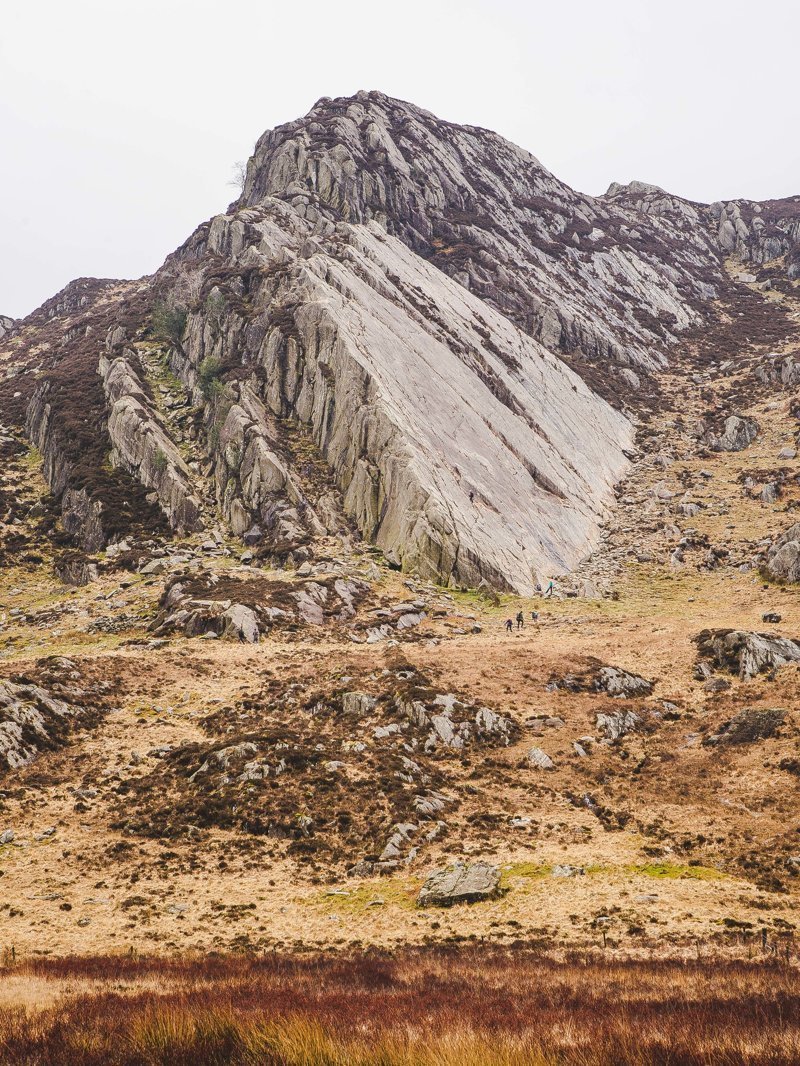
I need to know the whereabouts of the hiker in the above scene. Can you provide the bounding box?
[530,610,539,622]
[469,491,475,505]
[504,618,513,633]
[544,580,555,598]
[516,611,524,629]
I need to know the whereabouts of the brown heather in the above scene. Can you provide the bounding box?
[0,948,798,1064]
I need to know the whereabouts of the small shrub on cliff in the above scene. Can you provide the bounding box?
[198,355,223,396]
[151,302,187,346]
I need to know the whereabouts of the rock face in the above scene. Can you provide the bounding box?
[417,861,501,907]
[0,315,15,340]
[765,523,800,583]
[695,629,800,680]
[174,211,632,592]
[3,90,799,590]
[241,93,730,374]
[99,340,204,533]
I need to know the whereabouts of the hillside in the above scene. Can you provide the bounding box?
[0,91,799,959]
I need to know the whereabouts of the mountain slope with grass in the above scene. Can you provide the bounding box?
[0,92,799,966]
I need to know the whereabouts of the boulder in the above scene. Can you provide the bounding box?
[711,415,759,452]
[342,692,377,716]
[596,709,640,741]
[596,666,653,698]
[417,861,501,907]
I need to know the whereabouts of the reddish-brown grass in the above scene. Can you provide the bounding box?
[0,947,798,1064]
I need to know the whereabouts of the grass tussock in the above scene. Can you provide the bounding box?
[0,947,799,1064]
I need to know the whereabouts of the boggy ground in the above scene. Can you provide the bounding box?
[0,275,799,966]
[0,948,798,1065]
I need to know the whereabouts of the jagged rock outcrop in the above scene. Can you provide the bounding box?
[151,571,370,638]
[0,678,86,772]
[694,629,800,680]
[754,352,800,388]
[0,315,15,340]
[239,92,731,376]
[548,661,652,696]
[605,182,800,278]
[705,707,786,747]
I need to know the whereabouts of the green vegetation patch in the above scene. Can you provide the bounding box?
[305,877,422,914]
[626,862,725,881]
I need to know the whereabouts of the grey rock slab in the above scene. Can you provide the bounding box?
[417,861,501,907]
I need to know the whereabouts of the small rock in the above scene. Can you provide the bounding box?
[527,746,555,770]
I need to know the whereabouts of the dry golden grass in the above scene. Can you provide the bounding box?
[1,948,799,1064]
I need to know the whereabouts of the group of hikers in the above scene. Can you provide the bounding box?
[465,487,557,633]
[503,580,554,633]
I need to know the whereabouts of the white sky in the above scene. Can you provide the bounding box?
[2,0,798,319]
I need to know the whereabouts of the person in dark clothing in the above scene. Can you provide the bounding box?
[504,618,513,633]
[516,611,524,629]
[469,491,475,504]
[530,610,539,622]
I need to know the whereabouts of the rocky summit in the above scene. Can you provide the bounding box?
[1,91,800,958]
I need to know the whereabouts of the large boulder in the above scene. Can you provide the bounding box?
[417,862,501,907]
[764,523,800,584]
[711,415,759,452]
[694,629,800,680]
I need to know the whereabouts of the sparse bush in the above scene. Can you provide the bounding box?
[153,448,168,475]
[151,302,188,346]
[198,355,223,397]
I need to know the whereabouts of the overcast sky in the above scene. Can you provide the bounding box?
[2,0,798,319]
